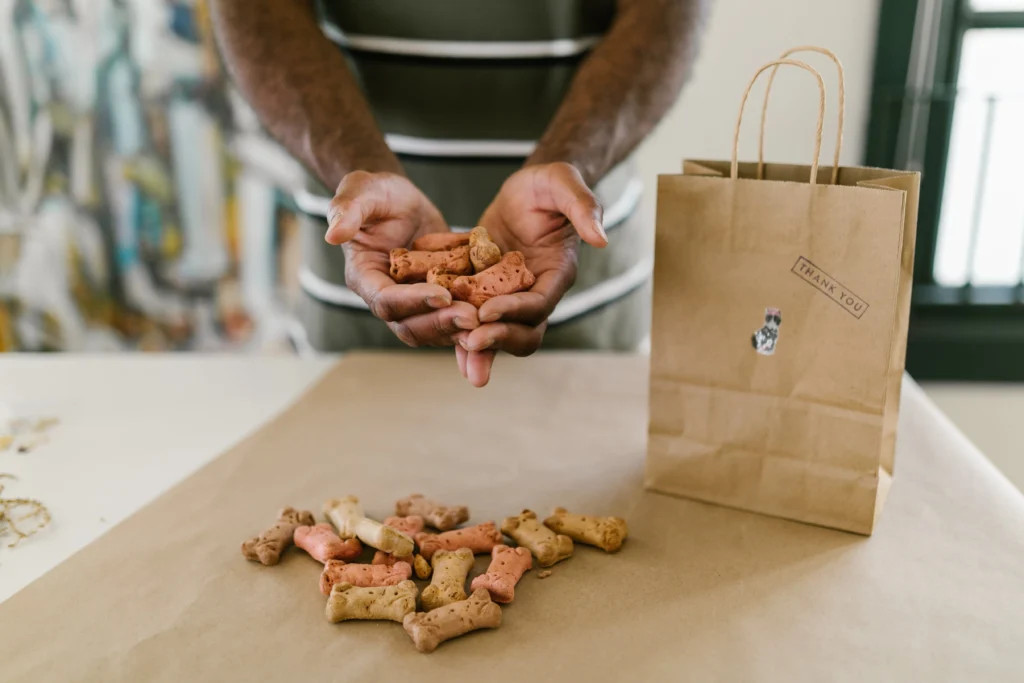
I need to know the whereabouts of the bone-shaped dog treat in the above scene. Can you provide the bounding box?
[389,246,472,284]
[544,507,629,553]
[470,544,533,603]
[501,510,573,567]
[415,521,501,561]
[450,251,536,308]
[469,226,501,273]
[395,494,469,531]
[326,580,419,624]
[403,589,502,653]
[241,507,315,566]
[319,559,413,595]
[421,548,474,611]
[293,523,363,563]
[427,267,458,291]
[324,496,415,557]
[411,232,470,251]
[371,515,425,567]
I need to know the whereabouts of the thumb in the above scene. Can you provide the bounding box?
[547,163,608,249]
[324,172,391,245]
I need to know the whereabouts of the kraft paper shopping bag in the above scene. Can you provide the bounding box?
[646,47,920,534]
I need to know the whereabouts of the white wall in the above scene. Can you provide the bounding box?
[635,0,882,215]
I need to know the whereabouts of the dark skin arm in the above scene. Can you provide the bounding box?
[455,0,708,386]
[210,0,478,346]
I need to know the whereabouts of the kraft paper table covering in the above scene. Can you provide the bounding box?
[1,354,1021,682]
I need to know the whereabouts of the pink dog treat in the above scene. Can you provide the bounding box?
[470,544,533,604]
[395,494,470,531]
[411,232,471,252]
[241,507,315,566]
[294,523,363,564]
[319,559,413,595]
[449,251,536,307]
[371,515,425,566]
[415,521,502,561]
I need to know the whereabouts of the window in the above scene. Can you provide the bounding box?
[867,0,1024,380]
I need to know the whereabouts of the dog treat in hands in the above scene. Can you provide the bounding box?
[543,507,629,553]
[450,251,536,307]
[411,232,470,251]
[324,496,415,557]
[326,580,419,624]
[470,544,533,603]
[371,515,425,566]
[420,548,474,611]
[501,510,573,567]
[395,494,469,531]
[241,507,315,566]
[319,559,413,595]
[403,588,502,653]
[294,523,364,563]
[415,521,502,561]
[469,226,501,273]
[389,246,472,284]
[426,267,458,291]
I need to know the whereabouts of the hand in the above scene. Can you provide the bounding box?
[324,171,479,346]
[453,162,607,387]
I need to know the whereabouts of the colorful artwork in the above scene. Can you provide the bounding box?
[0,0,307,352]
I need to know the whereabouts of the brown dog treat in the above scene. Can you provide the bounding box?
[403,589,502,653]
[294,523,364,564]
[537,570,553,579]
[470,544,533,604]
[241,507,315,566]
[450,251,536,307]
[421,548,474,611]
[415,522,501,561]
[426,267,458,291]
[319,559,413,595]
[469,226,501,273]
[544,507,629,553]
[326,580,418,623]
[501,510,573,568]
[411,232,470,251]
[395,494,469,531]
[389,246,472,284]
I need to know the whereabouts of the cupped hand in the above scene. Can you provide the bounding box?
[454,162,608,387]
[324,171,479,346]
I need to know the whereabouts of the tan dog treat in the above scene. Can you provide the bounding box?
[411,232,470,251]
[319,559,413,595]
[501,510,573,568]
[469,226,501,273]
[326,580,418,624]
[294,523,363,564]
[470,544,533,604]
[403,589,502,653]
[241,507,315,566]
[421,548,474,611]
[324,496,415,557]
[537,570,553,579]
[371,515,425,567]
[415,521,502,561]
[544,507,629,553]
[426,267,458,291]
[450,251,536,307]
[389,246,472,284]
[395,494,469,531]
[414,554,433,580]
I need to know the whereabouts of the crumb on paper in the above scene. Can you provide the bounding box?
[0,435,11,452]
[537,570,553,579]
[15,433,48,453]
[0,473,52,548]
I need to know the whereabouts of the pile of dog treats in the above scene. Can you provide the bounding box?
[390,227,536,306]
[242,494,627,653]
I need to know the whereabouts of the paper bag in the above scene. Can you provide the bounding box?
[645,48,920,535]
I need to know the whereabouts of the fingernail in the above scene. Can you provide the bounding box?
[324,214,342,242]
[479,311,500,323]
[426,294,451,309]
[454,316,478,330]
[469,338,493,352]
[595,220,608,243]
[457,337,471,350]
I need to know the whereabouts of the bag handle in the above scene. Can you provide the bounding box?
[731,59,825,185]
[758,46,845,185]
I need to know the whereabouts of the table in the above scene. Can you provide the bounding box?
[1,354,1022,682]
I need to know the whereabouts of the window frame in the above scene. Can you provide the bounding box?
[866,0,1024,380]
